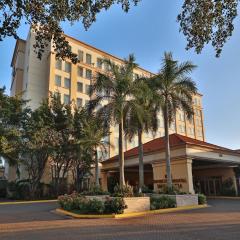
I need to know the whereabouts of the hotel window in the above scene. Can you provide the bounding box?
[86,53,92,65]
[54,92,61,99]
[77,66,83,77]
[198,130,202,137]
[78,50,84,62]
[179,125,185,133]
[77,82,83,92]
[65,62,71,73]
[103,62,110,72]
[114,137,119,154]
[76,98,83,107]
[55,75,61,87]
[170,122,175,131]
[133,73,139,80]
[86,69,92,80]
[97,58,103,69]
[64,94,70,104]
[178,113,183,121]
[85,84,90,95]
[64,77,70,89]
[55,59,62,70]
[189,117,194,125]
[188,127,194,135]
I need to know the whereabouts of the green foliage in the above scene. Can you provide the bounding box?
[221,178,236,196]
[0,1,139,62]
[104,197,127,214]
[150,196,176,210]
[0,179,7,198]
[112,183,134,197]
[81,185,109,196]
[178,0,238,57]
[198,194,207,205]
[150,52,197,189]
[158,185,183,195]
[107,176,119,194]
[7,180,31,200]
[89,54,142,187]
[86,198,105,214]
[0,87,29,165]
[58,193,126,214]
[141,185,154,194]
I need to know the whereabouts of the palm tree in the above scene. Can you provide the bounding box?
[75,108,110,187]
[89,54,141,188]
[125,77,158,192]
[150,52,197,190]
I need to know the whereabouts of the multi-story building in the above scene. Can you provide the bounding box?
[11,29,205,161]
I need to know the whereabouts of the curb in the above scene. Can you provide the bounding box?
[0,199,58,205]
[208,196,240,200]
[55,204,208,219]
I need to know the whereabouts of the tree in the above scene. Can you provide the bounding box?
[178,0,239,57]
[150,52,197,189]
[0,87,29,166]
[73,108,110,187]
[71,107,93,192]
[89,54,141,188]
[20,104,56,198]
[124,77,158,192]
[47,94,75,196]
[0,0,139,62]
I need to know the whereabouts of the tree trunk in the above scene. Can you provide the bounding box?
[164,106,173,189]
[119,116,125,188]
[138,128,144,193]
[95,150,100,187]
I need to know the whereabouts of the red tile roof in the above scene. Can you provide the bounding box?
[105,134,235,163]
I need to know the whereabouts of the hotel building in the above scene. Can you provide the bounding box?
[11,29,205,160]
[10,28,240,196]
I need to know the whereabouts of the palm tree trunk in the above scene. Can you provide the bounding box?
[164,106,173,189]
[119,116,125,188]
[95,150,100,187]
[138,128,144,193]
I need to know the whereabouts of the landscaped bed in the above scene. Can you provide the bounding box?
[57,188,207,218]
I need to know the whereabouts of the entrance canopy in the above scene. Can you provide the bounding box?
[102,134,240,170]
[101,134,240,194]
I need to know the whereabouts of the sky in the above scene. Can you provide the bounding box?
[0,1,239,149]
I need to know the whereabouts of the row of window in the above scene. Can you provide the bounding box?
[55,59,93,80]
[56,92,89,107]
[55,75,90,95]
[193,97,201,106]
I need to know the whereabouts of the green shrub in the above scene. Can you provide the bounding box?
[159,185,182,195]
[0,179,7,198]
[7,180,31,200]
[141,185,154,194]
[198,194,207,205]
[150,196,176,210]
[86,198,105,214]
[221,178,236,196]
[58,194,75,211]
[112,183,134,197]
[81,185,109,196]
[104,197,127,214]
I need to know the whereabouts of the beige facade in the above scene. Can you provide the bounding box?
[10,28,205,165]
[101,134,240,195]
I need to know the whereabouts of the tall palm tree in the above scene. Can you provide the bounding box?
[89,54,141,188]
[125,77,158,192]
[150,52,197,190]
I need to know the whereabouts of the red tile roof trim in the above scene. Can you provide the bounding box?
[104,134,237,163]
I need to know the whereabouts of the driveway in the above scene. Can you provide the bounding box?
[0,201,67,224]
[0,199,240,240]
